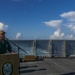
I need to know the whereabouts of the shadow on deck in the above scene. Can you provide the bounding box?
[20,58,75,75]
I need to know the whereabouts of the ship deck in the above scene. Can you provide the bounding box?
[20,58,75,75]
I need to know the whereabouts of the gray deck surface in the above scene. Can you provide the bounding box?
[20,58,75,75]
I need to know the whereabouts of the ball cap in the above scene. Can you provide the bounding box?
[0,30,6,35]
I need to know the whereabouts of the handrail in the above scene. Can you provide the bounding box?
[5,38,28,54]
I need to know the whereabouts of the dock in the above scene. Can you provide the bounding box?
[20,58,75,75]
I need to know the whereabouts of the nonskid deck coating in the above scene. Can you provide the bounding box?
[20,58,75,75]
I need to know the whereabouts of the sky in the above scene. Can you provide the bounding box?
[0,0,75,40]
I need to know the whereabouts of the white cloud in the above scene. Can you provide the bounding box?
[43,20,62,28]
[60,11,75,21]
[16,32,23,40]
[66,34,74,39]
[50,29,64,39]
[67,24,75,32]
[0,22,8,31]
[50,29,75,39]
[42,11,75,40]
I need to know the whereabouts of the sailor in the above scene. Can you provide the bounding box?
[0,30,14,54]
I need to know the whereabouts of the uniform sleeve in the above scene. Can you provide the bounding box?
[6,40,12,53]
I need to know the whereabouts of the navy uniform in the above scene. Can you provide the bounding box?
[0,31,12,54]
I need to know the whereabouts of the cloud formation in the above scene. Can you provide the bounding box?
[60,11,75,21]
[43,20,63,28]
[0,22,8,31]
[16,32,23,40]
[50,29,64,39]
[50,28,75,39]
[66,34,74,39]
[43,11,75,39]
[67,24,75,32]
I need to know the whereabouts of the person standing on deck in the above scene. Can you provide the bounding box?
[0,30,14,54]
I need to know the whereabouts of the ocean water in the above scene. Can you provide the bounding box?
[10,40,75,58]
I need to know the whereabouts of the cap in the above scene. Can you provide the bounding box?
[0,30,6,35]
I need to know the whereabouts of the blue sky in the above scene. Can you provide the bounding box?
[0,0,75,40]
